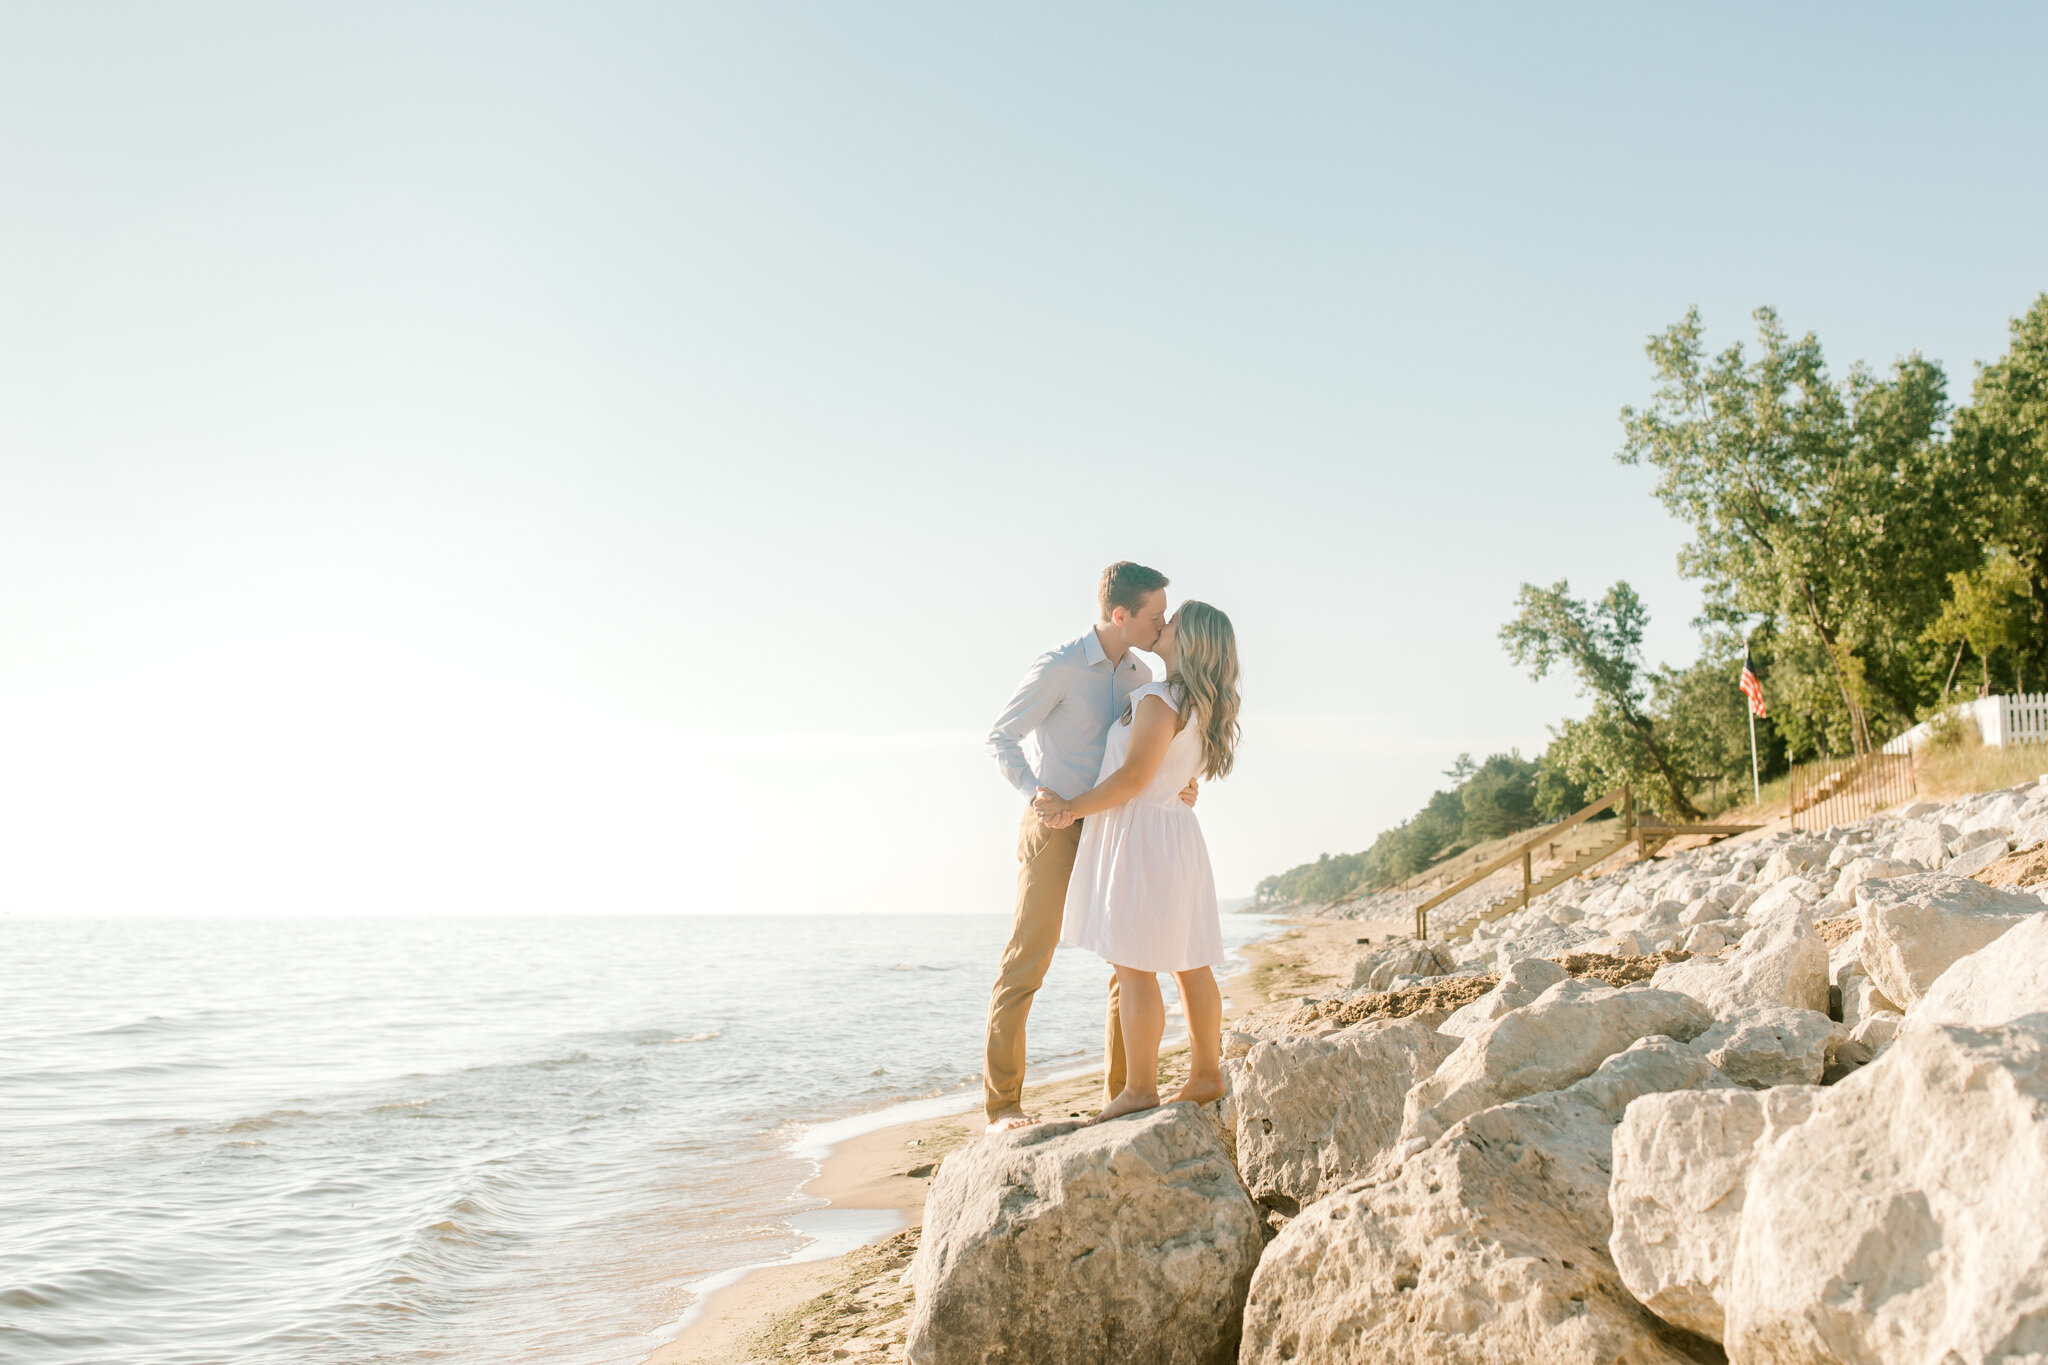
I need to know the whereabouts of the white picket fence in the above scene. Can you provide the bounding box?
[1884,692,2048,753]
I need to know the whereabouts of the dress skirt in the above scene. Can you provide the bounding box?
[1060,799,1223,974]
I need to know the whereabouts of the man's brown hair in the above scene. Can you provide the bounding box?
[1098,561,1169,620]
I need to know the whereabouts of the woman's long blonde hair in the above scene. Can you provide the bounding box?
[1168,601,1241,780]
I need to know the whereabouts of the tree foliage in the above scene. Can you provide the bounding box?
[1617,307,1965,753]
[1255,750,1540,904]
[1923,548,2036,696]
[1259,293,2048,900]
[1500,579,1701,819]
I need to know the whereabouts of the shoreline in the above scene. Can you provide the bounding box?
[642,910,1404,1365]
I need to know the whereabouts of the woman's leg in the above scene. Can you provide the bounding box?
[1093,965,1164,1122]
[1169,967,1224,1105]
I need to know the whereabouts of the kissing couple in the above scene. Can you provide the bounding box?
[981,561,1241,1134]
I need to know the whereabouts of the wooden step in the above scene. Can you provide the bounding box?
[1442,830,1635,940]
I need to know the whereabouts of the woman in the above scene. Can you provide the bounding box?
[1031,601,1241,1122]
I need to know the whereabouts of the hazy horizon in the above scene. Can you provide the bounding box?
[4,4,2045,916]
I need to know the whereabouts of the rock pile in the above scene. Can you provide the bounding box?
[909,779,2048,1364]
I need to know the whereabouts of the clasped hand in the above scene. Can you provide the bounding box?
[1032,788,1075,828]
[1032,780,1198,827]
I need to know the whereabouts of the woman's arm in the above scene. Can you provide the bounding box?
[1034,694,1178,822]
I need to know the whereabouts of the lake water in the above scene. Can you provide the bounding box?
[0,912,1277,1365]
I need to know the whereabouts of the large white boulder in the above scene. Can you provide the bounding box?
[1439,956,1568,1038]
[1229,1017,1458,1217]
[1831,855,1913,901]
[1399,978,1712,1147]
[1608,1084,1822,1342]
[1889,826,1948,870]
[905,1104,1261,1365]
[1856,872,2046,1008]
[1650,900,1829,1016]
[1947,838,2014,879]
[1686,1005,1845,1089]
[1959,791,2024,835]
[1240,1039,1736,1365]
[1758,842,1828,887]
[1912,912,2048,1028]
[1726,1014,2048,1363]
[1351,940,1457,991]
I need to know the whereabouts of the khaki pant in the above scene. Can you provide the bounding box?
[983,808,1128,1119]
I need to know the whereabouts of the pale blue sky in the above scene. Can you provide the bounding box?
[3,4,2044,915]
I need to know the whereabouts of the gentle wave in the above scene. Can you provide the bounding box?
[0,912,1281,1365]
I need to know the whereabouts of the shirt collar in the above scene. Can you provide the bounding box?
[1081,627,1144,674]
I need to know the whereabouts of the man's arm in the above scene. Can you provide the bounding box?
[987,653,1062,799]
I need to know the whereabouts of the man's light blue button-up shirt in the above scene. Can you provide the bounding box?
[987,628,1152,801]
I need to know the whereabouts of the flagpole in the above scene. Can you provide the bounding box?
[1748,705,1761,807]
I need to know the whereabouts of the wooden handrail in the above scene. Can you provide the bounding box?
[1413,785,1632,940]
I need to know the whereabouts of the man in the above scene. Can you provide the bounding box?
[982,561,1196,1134]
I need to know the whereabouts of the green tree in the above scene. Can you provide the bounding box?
[1459,751,1539,842]
[1951,294,2048,687]
[1923,549,2036,697]
[1650,645,1785,808]
[1501,579,1701,818]
[1617,307,1963,754]
[1534,749,1591,818]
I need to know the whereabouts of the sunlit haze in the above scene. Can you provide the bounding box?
[4,5,2045,915]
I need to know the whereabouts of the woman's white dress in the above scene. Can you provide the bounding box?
[1060,681,1223,974]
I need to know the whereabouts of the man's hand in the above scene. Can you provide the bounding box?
[1179,779,1200,808]
[1033,787,1075,828]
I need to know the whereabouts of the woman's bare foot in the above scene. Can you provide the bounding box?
[984,1108,1039,1135]
[1169,1077,1225,1106]
[1090,1088,1160,1124]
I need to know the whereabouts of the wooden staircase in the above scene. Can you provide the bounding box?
[1412,785,1763,941]
[1442,828,1637,941]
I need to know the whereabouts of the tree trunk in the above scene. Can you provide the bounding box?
[1802,582,1871,756]
[1616,706,1703,821]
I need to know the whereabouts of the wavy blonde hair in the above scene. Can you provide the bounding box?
[1167,600,1241,780]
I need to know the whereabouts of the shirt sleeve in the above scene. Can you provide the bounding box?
[987,652,1062,799]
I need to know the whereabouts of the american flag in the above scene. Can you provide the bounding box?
[1739,649,1768,718]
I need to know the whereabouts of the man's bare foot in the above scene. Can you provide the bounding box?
[1169,1078,1225,1106]
[1090,1089,1160,1124]
[984,1108,1039,1135]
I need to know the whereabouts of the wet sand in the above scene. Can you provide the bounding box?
[642,914,1397,1365]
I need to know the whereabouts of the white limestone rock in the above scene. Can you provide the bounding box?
[1912,911,2048,1029]
[1856,872,2047,1008]
[2015,814,2048,855]
[1229,1017,1459,1217]
[1399,978,1712,1148]
[1650,900,1829,1016]
[1681,923,1726,955]
[906,1104,1261,1365]
[1686,1005,1845,1089]
[1351,940,1457,992]
[1583,930,1645,958]
[1946,837,2014,879]
[1889,826,1948,870]
[1959,791,2024,835]
[1841,970,1901,1032]
[1608,1084,1822,1342]
[1827,1009,1902,1076]
[1240,1039,1737,1365]
[1725,1014,2048,1363]
[1439,957,1568,1038]
[1757,841,1828,887]
[1941,822,2007,855]
[1831,854,1913,901]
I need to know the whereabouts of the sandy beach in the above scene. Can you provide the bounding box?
[643,913,1400,1365]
